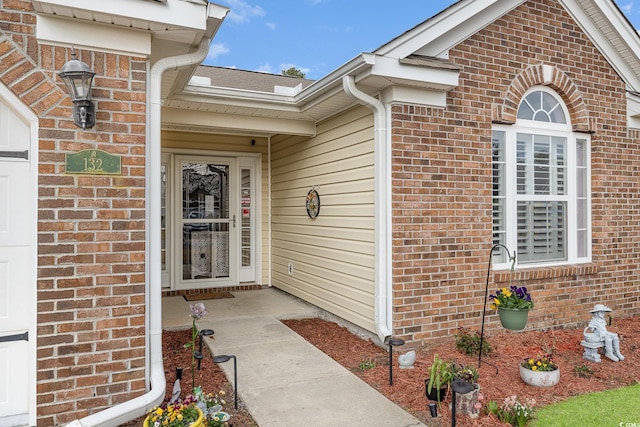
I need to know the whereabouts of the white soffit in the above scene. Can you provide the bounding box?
[37,15,151,56]
[162,107,316,136]
[31,0,208,32]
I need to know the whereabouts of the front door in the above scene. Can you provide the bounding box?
[0,86,36,426]
[176,156,237,288]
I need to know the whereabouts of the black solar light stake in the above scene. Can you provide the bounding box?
[213,354,238,409]
[388,338,405,386]
[196,329,214,370]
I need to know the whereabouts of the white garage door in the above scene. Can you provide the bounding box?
[0,85,36,426]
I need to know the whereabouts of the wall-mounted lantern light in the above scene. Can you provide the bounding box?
[58,50,96,129]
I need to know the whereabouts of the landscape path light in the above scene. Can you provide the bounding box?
[388,337,405,386]
[213,354,238,409]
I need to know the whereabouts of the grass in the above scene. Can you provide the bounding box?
[532,383,640,426]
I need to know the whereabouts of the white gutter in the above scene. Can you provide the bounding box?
[64,5,224,427]
[342,75,393,342]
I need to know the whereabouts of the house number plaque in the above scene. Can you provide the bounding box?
[65,149,122,175]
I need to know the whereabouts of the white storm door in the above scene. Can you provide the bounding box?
[176,156,237,288]
[0,92,34,426]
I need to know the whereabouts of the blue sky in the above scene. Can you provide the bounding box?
[205,0,640,80]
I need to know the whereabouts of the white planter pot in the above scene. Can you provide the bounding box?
[519,365,560,387]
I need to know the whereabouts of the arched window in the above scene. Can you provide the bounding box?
[492,87,590,266]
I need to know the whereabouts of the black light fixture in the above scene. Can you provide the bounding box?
[196,329,215,370]
[450,378,474,427]
[388,337,405,386]
[213,354,238,409]
[58,49,96,130]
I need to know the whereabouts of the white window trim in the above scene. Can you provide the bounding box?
[493,87,592,270]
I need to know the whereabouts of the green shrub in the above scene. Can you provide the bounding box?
[358,358,376,371]
[455,327,492,356]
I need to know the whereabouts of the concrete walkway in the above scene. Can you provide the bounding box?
[163,288,428,427]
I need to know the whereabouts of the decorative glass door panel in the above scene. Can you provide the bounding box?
[180,160,233,284]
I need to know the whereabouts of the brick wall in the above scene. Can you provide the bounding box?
[1,2,148,425]
[391,0,640,344]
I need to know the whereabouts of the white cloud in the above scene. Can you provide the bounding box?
[223,0,266,24]
[206,43,230,62]
[266,22,276,30]
[254,64,274,74]
[617,1,634,14]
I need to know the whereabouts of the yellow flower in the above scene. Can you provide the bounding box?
[494,299,501,306]
[177,414,183,421]
[532,366,537,371]
[490,303,497,310]
[528,359,534,365]
[155,408,164,416]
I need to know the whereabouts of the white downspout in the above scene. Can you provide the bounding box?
[342,75,393,342]
[64,16,217,427]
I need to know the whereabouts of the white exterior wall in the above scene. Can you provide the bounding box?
[270,106,377,332]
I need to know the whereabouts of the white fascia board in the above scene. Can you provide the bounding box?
[162,107,316,136]
[181,85,300,109]
[380,86,448,108]
[32,0,208,31]
[627,91,640,129]
[376,0,524,59]
[560,0,640,92]
[37,15,151,56]
[367,55,459,91]
[296,54,373,103]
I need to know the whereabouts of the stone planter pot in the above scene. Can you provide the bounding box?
[519,365,560,387]
[453,383,481,419]
[498,307,529,330]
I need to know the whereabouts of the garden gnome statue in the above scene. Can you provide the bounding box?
[583,304,624,362]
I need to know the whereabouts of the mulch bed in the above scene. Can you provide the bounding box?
[283,316,640,426]
[120,316,639,426]
[122,329,258,426]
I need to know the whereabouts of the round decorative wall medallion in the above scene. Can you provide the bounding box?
[306,189,320,218]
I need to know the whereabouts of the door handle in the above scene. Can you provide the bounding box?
[0,150,28,160]
[0,331,28,342]
[232,215,236,228]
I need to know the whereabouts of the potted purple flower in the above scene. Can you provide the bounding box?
[489,285,533,330]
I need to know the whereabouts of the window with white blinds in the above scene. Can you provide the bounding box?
[492,87,590,267]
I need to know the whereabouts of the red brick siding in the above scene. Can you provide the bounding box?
[391,0,640,344]
[1,3,147,425]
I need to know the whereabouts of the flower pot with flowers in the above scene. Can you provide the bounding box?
[519,352,559,387]
[144,395,204,427]
[489,285,533,330]
[144,388,231,427]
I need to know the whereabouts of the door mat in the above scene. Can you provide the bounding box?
[183,291,234,301]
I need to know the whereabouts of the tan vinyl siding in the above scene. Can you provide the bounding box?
[161,131,270,284]
[270,106,376,333]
